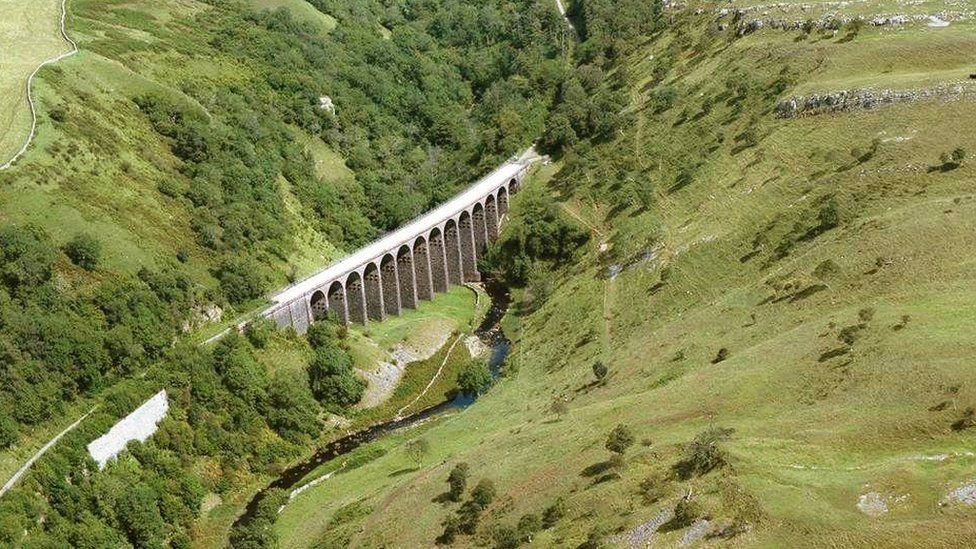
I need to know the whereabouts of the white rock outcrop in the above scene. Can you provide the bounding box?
[87,390,169,469]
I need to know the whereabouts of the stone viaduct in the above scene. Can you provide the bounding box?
[263,154,532,332]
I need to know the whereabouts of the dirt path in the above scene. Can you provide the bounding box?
[358,327,454,410]
[0,406,95,498]
[1,0,78,170]
[395,334,463,419]
[554,0,578,34]
[560,202,615,354]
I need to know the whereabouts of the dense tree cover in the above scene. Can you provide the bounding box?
[567,0,665,62]
[457,360,493,397]
[0,224,191,432]
[0,329,325,547]
[485,185,589,285]
[119,0,576,305]
[305,321,365,409]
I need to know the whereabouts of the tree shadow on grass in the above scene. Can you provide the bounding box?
[574,380,602,394]
[432,492,455,504]
[581,461,614,478]
[389,466,420,478]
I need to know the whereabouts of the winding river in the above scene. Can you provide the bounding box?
[233,279,512,530]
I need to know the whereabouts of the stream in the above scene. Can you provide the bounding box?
[232,278,512,530]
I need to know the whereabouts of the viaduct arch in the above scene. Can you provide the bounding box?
[263,154,531,332]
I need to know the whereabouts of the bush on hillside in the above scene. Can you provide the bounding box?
[307,346,364,408]
[457,361,493,398]
[673,427,734,479]
[487,186,589,286]
[471,479,497,508]
[606,424,635,456]
[592,361,609,383]
[448,463,470,502]
[244,317,276,349]
[64,233,102,270]
[0,417,17,449]
[213,257,268,305]
[542,497,567,529]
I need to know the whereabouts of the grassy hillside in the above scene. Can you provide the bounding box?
[249,0,337,34]
[0,0,68,164]
[0,1,569,547]
[0,0,352,285]
[269,2,976,547]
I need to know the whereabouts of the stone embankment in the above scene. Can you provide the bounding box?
[775,81,976,117]
[706,0,974,35]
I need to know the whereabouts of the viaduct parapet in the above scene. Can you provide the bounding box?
[263,153,532,332]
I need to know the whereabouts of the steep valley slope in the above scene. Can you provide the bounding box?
[0,0,974,547]
[268,2,976,547]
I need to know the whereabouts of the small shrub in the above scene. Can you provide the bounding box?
[542,497,566,528]
[244,317,275,349]
[837,324,864,345]
[844,18,865,37]
[439,514,461,544]
[940,147,967,170]
[48,107,66,122]
[649,86,678,113]
[157,178,182,198]
[447,463,470,502]
[857,307,875,322]
[550,397,570,419]
[457,500,483,534]
[578,525,607,549]
[817,198,840,231]
[405,438,431,467]
[952,407,975,431]
[0,416,17,449]
[592,361,609,383]
[471,479,496,508]
[892,314,911,331]
[517,514,541,541]
[711,348,729,364]
[673,427,734,479]
[492,525,519,549]
[64,233,102,270]
[638,474,666,505]
[606,424,635,456]
[670,497,703,529]
[813,259,840,280]
[457,361,492,397]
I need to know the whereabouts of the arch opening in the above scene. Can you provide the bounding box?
[380,254,401,316]
[497,186,510,218]
[472,202,488,260]
[346,272,367,324]
[443,220,463,286]
[327,281,348,325]
[397,245,418,309]
[413,236,434,300]
[485,194,499,240]
[458,211,478,282]
[310,290,329,321]
[363,263,384,321]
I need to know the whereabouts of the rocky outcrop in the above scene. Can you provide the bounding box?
[775,81,976,117]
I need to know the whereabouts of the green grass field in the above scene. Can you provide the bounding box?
[268,5,976,547]
[0,0,69,164]
[248,0,337,34]
[191,285,483,547]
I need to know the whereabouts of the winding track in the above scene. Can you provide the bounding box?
[0,407,95,498]
[0,0,77,171]
[0,0,82,500]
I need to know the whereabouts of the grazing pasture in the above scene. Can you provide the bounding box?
[0,0,70,166]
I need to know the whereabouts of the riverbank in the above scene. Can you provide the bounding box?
[229,278,512,543]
